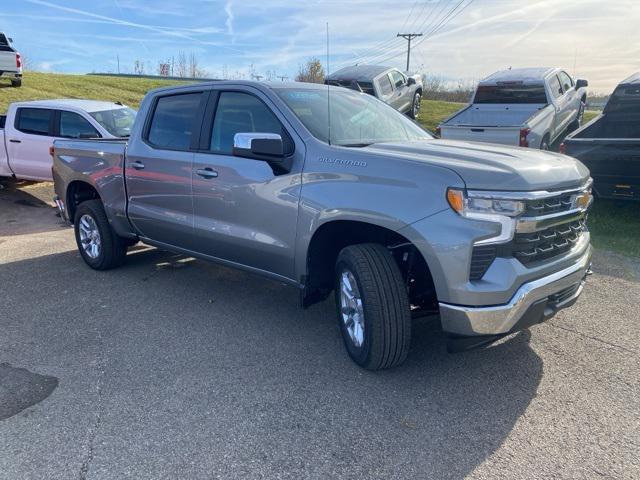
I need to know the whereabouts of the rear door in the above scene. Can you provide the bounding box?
[125,90,207,248]
[6,107,55,180]
[190,87,303,279]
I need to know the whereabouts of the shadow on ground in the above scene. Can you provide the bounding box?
[0,246,543,478]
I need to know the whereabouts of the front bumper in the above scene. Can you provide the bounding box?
[439,245,592,336]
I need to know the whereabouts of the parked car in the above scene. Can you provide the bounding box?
[0,32,22,87]
[0,99,136,182]
[561,73,640,201]
[52,81,592,370]
[438,67,588,150]
[325,65,423,118]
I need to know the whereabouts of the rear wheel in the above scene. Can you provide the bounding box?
[11,79,21,88]
[335,243,411,370]
[409,92,421,119]
[74,199,128,270]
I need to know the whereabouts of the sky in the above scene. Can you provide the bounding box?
[1,0,638,93]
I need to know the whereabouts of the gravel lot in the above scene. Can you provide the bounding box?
[0,180,638,480]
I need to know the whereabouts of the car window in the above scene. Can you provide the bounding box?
[474,85,548,104]
[91,108,136,137]
[16,108,52,136]
[558,71,573,91]
[147,92,203,150]
[548,75,564,99]
[378,75,393,96]
[210,91,289,154]
[59,111,100,139]
[390,70,405,88]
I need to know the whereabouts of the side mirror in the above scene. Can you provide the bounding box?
[8,37,13,43]
[233,132,292,174]
[407,77,416,86]
[576,79,588,89]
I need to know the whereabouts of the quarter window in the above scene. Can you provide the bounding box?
[16,108,52,136]
[147,92,203,150]
[59,111,100,138]
[210,92,290,154]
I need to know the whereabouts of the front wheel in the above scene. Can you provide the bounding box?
[335,244,411,370]
[409,92,421,119]
[74,199,128,270]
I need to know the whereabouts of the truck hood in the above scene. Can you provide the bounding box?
[365,139,590,191]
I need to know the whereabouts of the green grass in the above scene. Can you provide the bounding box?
[588,200,640,257]
[0,72,189,112]
[2,73,637,257]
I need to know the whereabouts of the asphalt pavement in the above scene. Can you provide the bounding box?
[0,180,638,479]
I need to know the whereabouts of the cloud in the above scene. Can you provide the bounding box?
[225,1,234,36]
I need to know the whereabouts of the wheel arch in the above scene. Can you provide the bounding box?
[66,180,101,221]
[301,219,437,312]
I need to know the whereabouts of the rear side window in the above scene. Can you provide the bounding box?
[147,92,202,150]
[210,91,291,154]
[378,75,393,96]
[474,84,548,104]
[548,76,564,99]
[16,108,52,135]
[59,111,100,139]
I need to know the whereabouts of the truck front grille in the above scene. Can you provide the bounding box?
[512,218,586,266]
[524,193,575,216]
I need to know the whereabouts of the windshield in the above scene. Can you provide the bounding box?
[89,107,136,137]
[474,84,548,104]
[276,87,432,146]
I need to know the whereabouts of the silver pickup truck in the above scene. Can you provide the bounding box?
[438,68,588,150]
[53,81,593,370]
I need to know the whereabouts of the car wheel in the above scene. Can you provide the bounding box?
[409,92,421,119]
[11,79,21,88]
[335,243,411,370]
[540,135,550,151]
[74,199,128,270]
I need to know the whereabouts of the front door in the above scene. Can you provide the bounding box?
[125,90,206,248]
[6,107,54,181]
[389,70,411,113]
[191,89,303,280]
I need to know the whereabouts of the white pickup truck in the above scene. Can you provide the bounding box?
[0,32,22,87]
[1,99,136,181]
[437,67,588,150]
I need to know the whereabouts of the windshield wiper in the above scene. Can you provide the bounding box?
[338,142,373,148]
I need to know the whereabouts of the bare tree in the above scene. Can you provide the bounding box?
[133,59,145,75]
[295,58,325,84]
[176,51,187,78]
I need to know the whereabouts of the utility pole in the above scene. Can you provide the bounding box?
[396,33,422,71]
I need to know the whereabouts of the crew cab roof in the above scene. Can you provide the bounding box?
[10,99,128,112]
[325,65,390,82]
[479,67,557,86]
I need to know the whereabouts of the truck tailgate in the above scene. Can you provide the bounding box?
[0,51,16,71]
[439,125,521,145]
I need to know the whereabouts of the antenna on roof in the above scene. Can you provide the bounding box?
[326,22,331,146]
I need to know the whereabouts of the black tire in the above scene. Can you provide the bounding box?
[11,79,21,88]
[409,92,421,119]
[335,243,411,370]
[540,134,550,151]
[569,99,586,132]
[74,199,127,270]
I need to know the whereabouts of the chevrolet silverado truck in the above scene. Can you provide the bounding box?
[561,72,640,201]
[52,81,593,370]
[326,65,423,119]
[438,68,588,150]
[0,32,22,87]
[1,99,136,182]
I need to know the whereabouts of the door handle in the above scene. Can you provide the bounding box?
[129,161,145,170]
[9,139,21,143]
[195,167,218,179]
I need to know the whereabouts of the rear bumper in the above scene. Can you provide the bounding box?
[0,71,21,79]
[439,245,592,336]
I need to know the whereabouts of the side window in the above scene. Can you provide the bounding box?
[558,71,573,92]
[210,91,291,154]
[390,70,405,88]
[147,92,202,150]
[59,111,100,138]
[15,108,52,136]
[548,75,564,99]
[378,75,393,96]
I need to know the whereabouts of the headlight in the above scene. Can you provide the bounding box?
[447,188,525,218]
